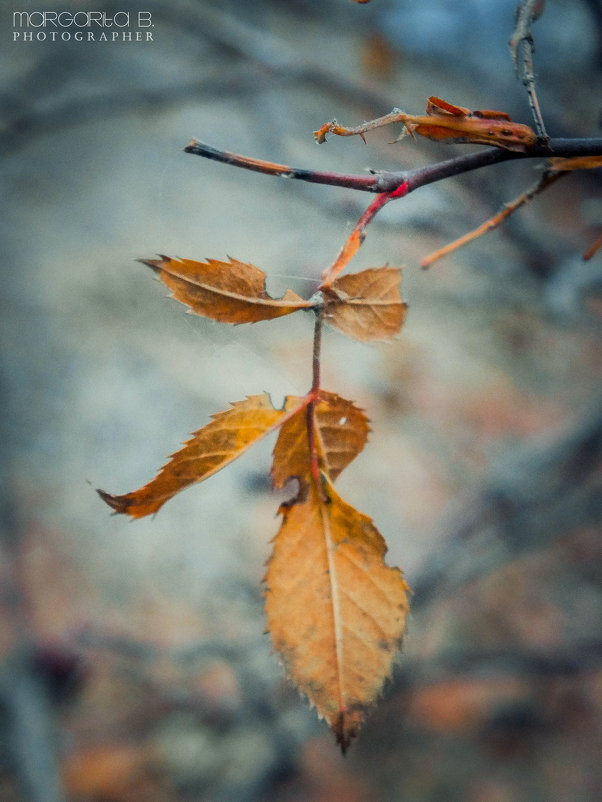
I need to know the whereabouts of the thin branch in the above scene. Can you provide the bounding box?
[421,168,566,268]
[184,139,379,191]
[319,183,408,286]
[510,0,550,144]
[184,138,602,195]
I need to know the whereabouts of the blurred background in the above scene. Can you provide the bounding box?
[1,0,601,799]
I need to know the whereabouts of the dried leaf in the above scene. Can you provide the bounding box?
[272,391,369,488]
[314,96,537,152]
[141,256,313,323]
[98,395,304,518]
[323,267,407,342]
[264,480,409,752]
[407,96,537,152]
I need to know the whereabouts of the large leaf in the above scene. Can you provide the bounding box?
[141,256,313,323]
[98,394,302,518]
[272,391,369,488]
[264,480,409,752]
[322,267,407,342]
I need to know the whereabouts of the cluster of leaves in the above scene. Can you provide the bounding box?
[99,0,601,752]
[99,255,409,752]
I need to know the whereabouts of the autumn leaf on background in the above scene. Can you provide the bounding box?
[100,247,411,751]
[314,95,537,152]
[265,479,409,753]
[322,267,407,342]
[141,256,313,323]
[98,394,306,518]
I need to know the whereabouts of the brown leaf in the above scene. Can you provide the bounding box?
[409,97,537,152]
[264,480,409,752]
[98,395,304,518]
[314,97,537,152]
[322,267,407,342]
[141,256,313,323]
[272,391,369,489]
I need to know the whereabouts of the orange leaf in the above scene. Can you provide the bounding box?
[408,97,536,152]
[272,391,369,488]
[314,97,536,152]
[141,256,313,323]
[264,480,409,752]
[322,267,407,342]
[98,394,305,518]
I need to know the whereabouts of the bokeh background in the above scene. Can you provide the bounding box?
[1,1,601,799]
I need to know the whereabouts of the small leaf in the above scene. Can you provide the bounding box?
[141,256,313,323]
[98,395,302,518]
[323,267,407,342]
[264,480,409,753]
[272,391,370,488]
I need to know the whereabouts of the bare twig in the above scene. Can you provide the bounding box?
[510,0,550,144]
[421,168,566,267]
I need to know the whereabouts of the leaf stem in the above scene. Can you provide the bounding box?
[311,306,323,396]
[307,307,324,495]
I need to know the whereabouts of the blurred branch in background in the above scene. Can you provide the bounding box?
[411,401,602,607]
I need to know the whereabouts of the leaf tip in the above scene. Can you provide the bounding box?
[332,710,361,756]
[138,255,169,274]
[96,487,129,515]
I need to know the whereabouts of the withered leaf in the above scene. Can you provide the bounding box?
[264,480,409,753]
[98,394,303,518]
[322,267,407,342]
[408,97,537,152]
[272,391,369,489]
[314,96,537,152]
[141,256,313,323]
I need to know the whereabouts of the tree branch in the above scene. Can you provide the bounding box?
[510,0,549,143]
[185,138,602,196]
